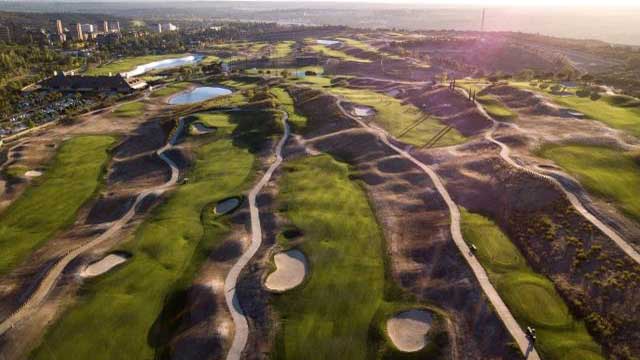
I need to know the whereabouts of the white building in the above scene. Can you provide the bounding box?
[81,24,94,33]
[154,23,178,33]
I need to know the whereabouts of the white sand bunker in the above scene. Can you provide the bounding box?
[265,249,308,292]
[353,106,374,117]
[80,254,129,278]
[24,170,43,178]
[215,197,241,215]
[191,123,216,135]
[387,310,433,352]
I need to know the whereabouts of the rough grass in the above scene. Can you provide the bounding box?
[539,144,640,223]
[511,81,640,138]
[31,131,256,360]
[0,136,114,275]
[460,209,602,360]
[326,87,466,147]
[270,41,295,58]
[113,101,145,118]
[150,82,191,98]
[271,155,386,359]
[85,54,190,75]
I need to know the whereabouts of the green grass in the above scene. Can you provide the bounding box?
[539,144,640,223]
[460,209,603,360]
[270,41,295,58]
[270,87,308,130]
[335,37,406,62]
[85,54,190,76]
[272,155,386,359]
[308,44,372,63]
[150,82,191,98]
[31,121,258,359]
[477,95,518,120]
[511,81,640,138]
[0,136,114,275]
[325,87,466,147]
[113,101,145,118]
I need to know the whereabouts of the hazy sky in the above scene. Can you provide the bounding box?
[216,0,640,5]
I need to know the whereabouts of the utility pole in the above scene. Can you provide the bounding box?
[481,8,486,33]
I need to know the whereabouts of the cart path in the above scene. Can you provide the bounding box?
[336,99,540,360]
[0,118,184,336]
[224,110,290,360]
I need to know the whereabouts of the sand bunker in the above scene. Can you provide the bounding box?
[353,106,375,117]
[191,123,216,135]
[215,197,241,215]
[24,170,42,178]
[265,249,308,292]
[387,310,433,352]
[80,254,129,277]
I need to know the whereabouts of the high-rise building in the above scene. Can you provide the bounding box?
[81,24,94,33]
[0,24,11,43]
[156,23,162,33]
[114,21,121,32]
[56,19,63,35]
[75,23,84,41]
[103,20,109,33]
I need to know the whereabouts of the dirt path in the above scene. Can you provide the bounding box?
[336,99,540,360]
[460,88,640,265]
[223,110,290,360]
[0,118,184,336]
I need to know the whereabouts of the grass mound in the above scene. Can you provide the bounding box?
[151,82,191,98]
[477,95,517,120]
[270,87,308,131]
[539,144,640,223]
[460,209,602,360]
[0,136,114,275]
[113,101,145,118]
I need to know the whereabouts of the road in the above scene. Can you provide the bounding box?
[223,110,290,360]
[459,88,640,265]
[0,118,184,336]
[336,100,541,360]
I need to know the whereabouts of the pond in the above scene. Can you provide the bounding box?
[168,86,232,105]
[316,39,341,46]
[125,54,204,77]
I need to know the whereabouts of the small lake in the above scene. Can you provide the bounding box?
[316,39,341,46]
[125,55,204,77]
[168,86,232,105]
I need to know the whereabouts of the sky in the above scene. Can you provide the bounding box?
[214,0,640,5]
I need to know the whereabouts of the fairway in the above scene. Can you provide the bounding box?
[113,101,145,118]
[270,88,308,130]
[308,43,371,63]
[511,81,640,138]
[477,95,517,120]
[85,54,190,76]
[539,144,640,223]
[460,209,602,360]
[326,87,466,147]
[0,136,114,275]
[31,134,256,359]
[272,155,386,359]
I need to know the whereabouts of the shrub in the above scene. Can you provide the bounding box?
[590,92,602,101]
[576,88,590,97]
[305,70,317,76]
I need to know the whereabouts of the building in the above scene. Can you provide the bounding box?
[56,19,63,35]
[154,23,178,33]
[0,24,11,43]
[74,23,84,41]
[113,21,121,32]
[40,73,147,93]
[102,20,109,33]
[81,24,94,33]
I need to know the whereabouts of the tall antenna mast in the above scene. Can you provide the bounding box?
[481,8,486,32]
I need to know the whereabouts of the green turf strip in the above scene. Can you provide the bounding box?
[460,209,603,360]
[31,126,256,359]
[0,136,114,275]
[539,144,640,224]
